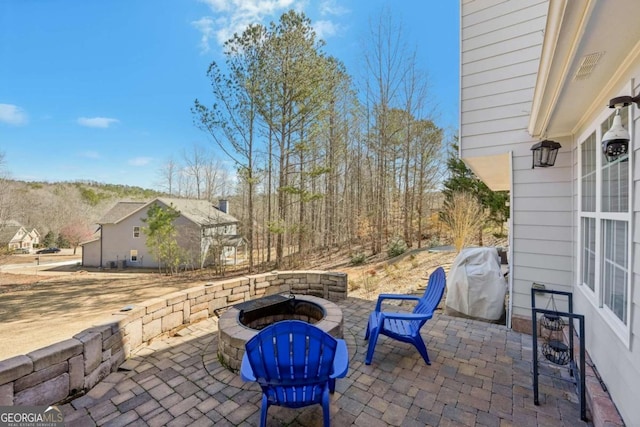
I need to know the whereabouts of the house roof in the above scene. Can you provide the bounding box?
[0,220,31,245]
[156,198,237,226]
[529,0,640,138]
[0,224,22,244]
[99,198,238,227]
[99,201,148,224]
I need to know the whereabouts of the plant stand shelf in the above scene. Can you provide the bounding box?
[531,287,587,422]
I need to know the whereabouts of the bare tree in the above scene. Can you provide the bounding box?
[361,10,412,254]
[0,152,11,228]
[157,157,178,195]
[0,152,12,259]
[183,145,209,200]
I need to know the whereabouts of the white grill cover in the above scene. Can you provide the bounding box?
[445,247,507,321]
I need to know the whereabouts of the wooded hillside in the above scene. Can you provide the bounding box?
[0,179,163,246]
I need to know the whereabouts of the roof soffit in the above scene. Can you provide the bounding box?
[530,0,640,139]
[528,0,593,138]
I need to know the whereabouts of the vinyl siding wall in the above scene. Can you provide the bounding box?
[82,239,101,267]
[100,205,202,269]
[101,215,155,268]
[571,72,640,424]
[461,0,573,321]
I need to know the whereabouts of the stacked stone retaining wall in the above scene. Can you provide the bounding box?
[0,271,347,407]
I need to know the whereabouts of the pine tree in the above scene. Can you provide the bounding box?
[142,203,183,275]
[441,141,509,245]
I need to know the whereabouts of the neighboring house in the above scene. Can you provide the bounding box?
[28,228,40,247]
[0,220,39,252]
[81,198,244,269]
[460,0,640,424]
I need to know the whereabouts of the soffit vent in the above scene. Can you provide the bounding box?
[574,52,604,80]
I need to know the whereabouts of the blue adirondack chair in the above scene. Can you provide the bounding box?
[364,266,446,365]
[240,320,349,427]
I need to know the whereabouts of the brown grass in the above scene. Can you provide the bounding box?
[0,242,483,360]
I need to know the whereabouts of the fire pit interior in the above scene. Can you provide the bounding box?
[236,294,324,330]
[217,294,344,371]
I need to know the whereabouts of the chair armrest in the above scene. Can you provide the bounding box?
[330,339,349,379]
[240,353,256,382]
[380,311,433,322]
[375,294,421,311]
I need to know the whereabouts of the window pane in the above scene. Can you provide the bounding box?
[601,107,629,212]
[581,217,595,291]
[602,220,628,324]
[581,133,596,212]
[601,159,629,212]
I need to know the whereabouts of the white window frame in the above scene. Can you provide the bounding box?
[130,249,138,263]
[133,226,140,238]
[577,105,633,347]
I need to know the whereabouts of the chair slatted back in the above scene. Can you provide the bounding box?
[244,320,338,407]
[410,267,447,333]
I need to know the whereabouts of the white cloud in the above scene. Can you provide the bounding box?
[0,104,28,126]
[77,117,119,128]
[319,0,349,16]
[193,0,298,51]
[313,19,339,39]
[128,157,153,166]
[192,17,216,53]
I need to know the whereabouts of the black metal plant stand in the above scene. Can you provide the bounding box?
[531,287,586,421]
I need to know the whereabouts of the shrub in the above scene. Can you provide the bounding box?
[410,255,419,269]
[428,236,442,248]
[440,191,488,252]
[387,236,407,258]
[350,252,367,265]
[362,270,379,299]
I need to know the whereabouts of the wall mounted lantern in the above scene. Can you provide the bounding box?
[602,95,638,162]
[531,140,561,169]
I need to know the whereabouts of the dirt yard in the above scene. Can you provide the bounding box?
[0,247,459,360]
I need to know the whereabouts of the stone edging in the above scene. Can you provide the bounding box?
[0,270,347,407]
[218,294,344,371]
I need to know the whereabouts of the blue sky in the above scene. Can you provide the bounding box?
[0,0,459,190]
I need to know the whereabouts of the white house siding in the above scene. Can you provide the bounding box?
[511,141,574,319]
[82,239,101,267]
[99,205,201,269]
[100,215,154,268]
[569,72,640,424]
[461,0,573,325]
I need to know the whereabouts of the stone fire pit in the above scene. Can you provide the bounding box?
[217,294,344,371]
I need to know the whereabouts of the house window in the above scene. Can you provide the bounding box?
[578,106,631,340]
[581,217,596,292]
[133,226,140,238]
[602,220,628,323]
[130,250,138,262]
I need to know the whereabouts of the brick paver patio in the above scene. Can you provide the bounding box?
[60,297,591,426]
